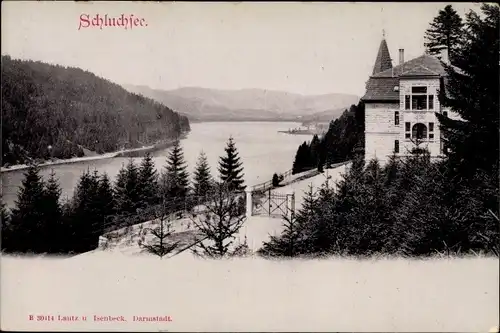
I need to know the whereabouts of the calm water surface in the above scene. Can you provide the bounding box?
[1,122,311,208]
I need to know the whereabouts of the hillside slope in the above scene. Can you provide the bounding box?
[123,85,359,122]
[1,56,190,166]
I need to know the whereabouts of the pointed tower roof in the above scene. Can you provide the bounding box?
[372,37,393,75]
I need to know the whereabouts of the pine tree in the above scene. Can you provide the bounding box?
[72,170,102,252]
[218,136,245,192]
[42,169,64,253]
[192,151,213,198]
[138,153,159,207]
[292,142,306,174]
[1,195,13,252]
[424,4,464,64]
[98,173,115,219]
[436,4,499,178]
[310,134,321,169]
[114,159,141,214]
[140,204,180,258]
[162,140,190,210]
[114,164,128,212]
[190,181,246,258]
[10,163,47,253]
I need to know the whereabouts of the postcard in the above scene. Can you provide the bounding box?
[1,1,498,332]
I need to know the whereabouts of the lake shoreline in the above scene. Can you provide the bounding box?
[0,135,186,174]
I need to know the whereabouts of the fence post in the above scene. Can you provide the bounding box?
[245,188,253,219]
[268,188,272,215]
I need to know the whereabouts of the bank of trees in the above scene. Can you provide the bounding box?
[263,4,499,258]
[1,56,190,167]
[291,102,365,174]
[1,136,247,255]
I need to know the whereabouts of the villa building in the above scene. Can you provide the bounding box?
[361,37,460,165]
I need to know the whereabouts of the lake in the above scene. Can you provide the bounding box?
[1,122,311,209]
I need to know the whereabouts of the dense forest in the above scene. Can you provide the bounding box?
[1,56,190,166]
[292,101,364,174]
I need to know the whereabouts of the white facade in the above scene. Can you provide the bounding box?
[364,77,460,165]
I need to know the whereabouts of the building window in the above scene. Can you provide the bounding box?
[429,122,434,132]
[406,86,435,111]
[429,133,434,139]
[405,96,410,110]
[405,122,411,139]
[412,87,427,94]
[412,123,428,139]
[394,140,399,153]
[443,111,448,117]
[394,111,400,125]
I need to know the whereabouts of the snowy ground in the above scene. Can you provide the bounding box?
[271,163,349,211]
[1,254,498,332]
[3,162,498,332]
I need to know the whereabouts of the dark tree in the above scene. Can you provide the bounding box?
[114,159,141,214]
[424,5,464,64]
[9,163,47,253]
[192,151,213,198]
[272,173,284,187]
[72,170,102,252]
[436,4,499,178]
[138,153,159,207]
[1,195,13,252]
[292,142,311,174]
[98,173,115,219]
[218,136,246,192]
[161,139,190,210]
[42,169,64,252]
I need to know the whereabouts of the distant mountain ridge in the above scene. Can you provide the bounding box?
[122,85,360,122]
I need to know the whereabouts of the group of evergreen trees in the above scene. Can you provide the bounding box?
[291,102,365,174]
[264,4,499,258]
[1,137,246,255]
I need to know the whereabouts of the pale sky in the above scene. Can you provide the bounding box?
[1,2,481,96]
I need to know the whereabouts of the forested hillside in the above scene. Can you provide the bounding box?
[292,101,364,174]
[1,56,190,166]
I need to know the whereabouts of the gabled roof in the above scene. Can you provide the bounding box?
[372,54,446,78]
[372,39,393,75]
[362,54,450,101]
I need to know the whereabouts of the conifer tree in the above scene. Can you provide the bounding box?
[310,134,321,169]
[292,142,308,174]
[436,4,499,177]
[1,195,13,252]
[42,169,64,252]
[72,169,102,252]
[10,163,47,253]
[114,159,141,214]
[114,164,128,211]
[218,136,245,192]
[190,181,246,258]
[162,140,190,210]
[192,151,213,198]
[138,153,159,207]
[140,204,180,258]
[98,173,115,219]
[424,5,464,64]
